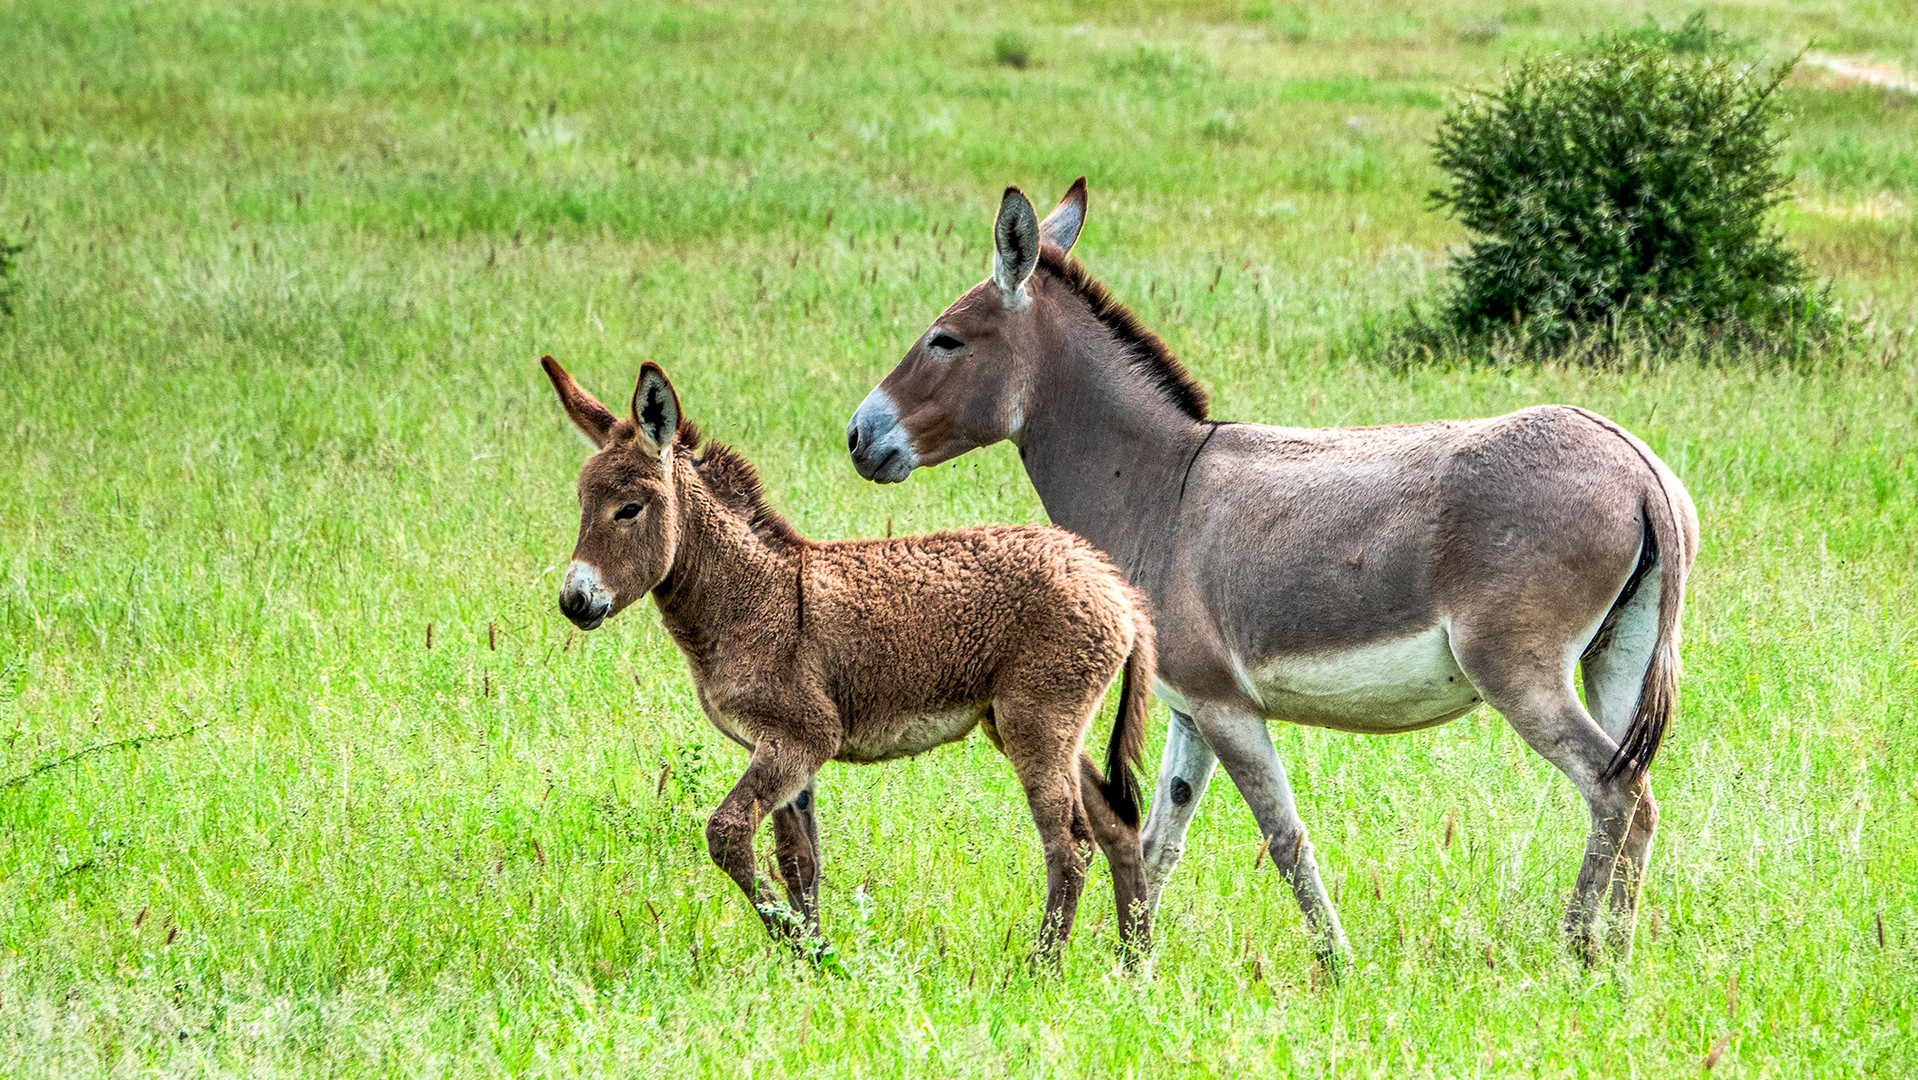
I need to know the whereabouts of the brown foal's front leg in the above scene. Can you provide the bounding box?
[769,778,822,929]
[706,737,832,944]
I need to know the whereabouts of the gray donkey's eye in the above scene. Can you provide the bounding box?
[928,331,964,353]
[613,503,642,521]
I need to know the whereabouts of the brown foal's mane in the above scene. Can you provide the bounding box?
[687,426,808,553]
[1038,247,1209,421]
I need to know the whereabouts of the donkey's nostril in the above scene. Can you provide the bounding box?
[847,426,861,455]
[559,588,609,630]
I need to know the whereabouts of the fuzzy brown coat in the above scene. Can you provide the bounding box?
[544,355,1155,959]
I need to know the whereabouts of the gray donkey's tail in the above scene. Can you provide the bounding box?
[1600,472,1693,783]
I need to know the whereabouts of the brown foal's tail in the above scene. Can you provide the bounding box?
[1103,610,1155,827]
[1601,470,1693,783]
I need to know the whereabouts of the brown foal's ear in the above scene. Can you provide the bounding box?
[542,355,617,448]
[631,362,681,461]
[991,185,1041,307]
[1038,176,1088,255]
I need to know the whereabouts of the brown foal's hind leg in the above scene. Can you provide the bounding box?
[769,779,822,930]
[706,737,832,944]
[1078,753,1151,961]
[995,699,1096,965]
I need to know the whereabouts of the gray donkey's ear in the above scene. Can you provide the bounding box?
[631,362,681,461]
[542,355,617,448]
[992,186,1041,308]
[1038,176,1088,255]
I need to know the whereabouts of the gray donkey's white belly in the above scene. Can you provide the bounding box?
[1160,622,1483,732]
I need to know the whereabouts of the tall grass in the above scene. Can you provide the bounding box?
[1,1,1914,1075]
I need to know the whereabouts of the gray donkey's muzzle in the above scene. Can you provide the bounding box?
[846,387,920,484]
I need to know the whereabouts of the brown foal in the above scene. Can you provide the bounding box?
[542,356,1157,962]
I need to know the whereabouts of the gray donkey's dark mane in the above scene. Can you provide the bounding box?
[1039,247,1209,422]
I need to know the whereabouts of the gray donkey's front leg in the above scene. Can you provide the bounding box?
[1193,701,1352,975]
[1140,708,1220,920]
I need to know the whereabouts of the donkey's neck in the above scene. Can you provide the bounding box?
[651,462,802,665]
[1016,303,1209,587]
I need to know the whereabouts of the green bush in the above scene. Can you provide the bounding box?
[0,235,24,318]
[992,29,1032,69]
[1621,10,1747,55]
[1426,38,1831,353]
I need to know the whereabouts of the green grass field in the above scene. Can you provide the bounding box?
[2,1,1915,1075]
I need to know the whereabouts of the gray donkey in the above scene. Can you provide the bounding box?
[543,356,1156,961]
[847,179,1699,968]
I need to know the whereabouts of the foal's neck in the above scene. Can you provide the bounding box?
[651,459,803,663]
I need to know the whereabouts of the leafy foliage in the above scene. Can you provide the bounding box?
[0,235,23,317]
[1427,39,1831,352]
[992,29,1031,69]
[1621,9,1747,55]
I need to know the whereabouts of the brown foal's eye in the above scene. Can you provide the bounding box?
[927,331,964,353]
[613,503,642,521]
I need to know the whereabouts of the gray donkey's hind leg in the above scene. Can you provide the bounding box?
[1192,701,1353,973]
[1455,631,1647,964]
[1140,709,1219,920]
[1580,562,1665,952]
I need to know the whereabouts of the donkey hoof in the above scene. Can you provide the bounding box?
[1565,925,1605,967]
[755,900,815,942]
[1024,945,1067,975]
